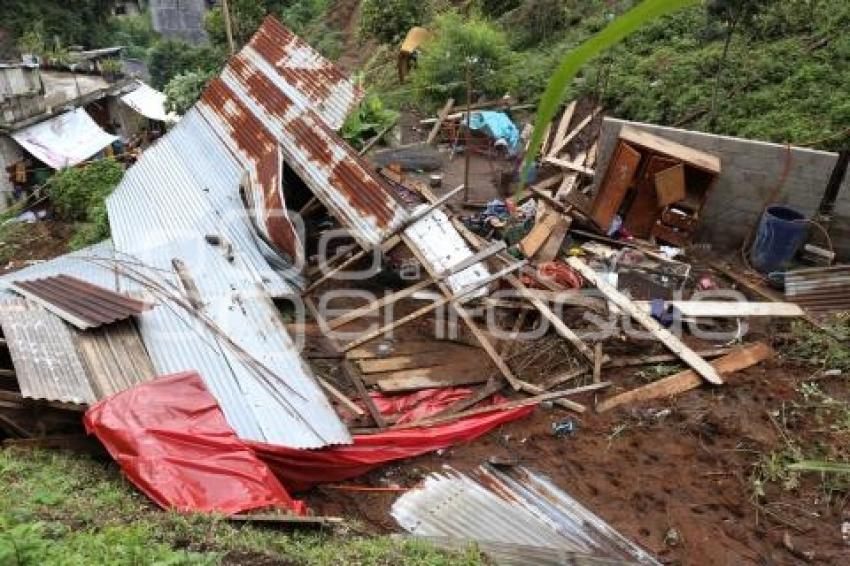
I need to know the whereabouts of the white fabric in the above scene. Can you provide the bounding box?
[12,108,117,169]
[120,82,179,123]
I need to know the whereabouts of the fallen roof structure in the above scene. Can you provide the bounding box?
[392,464,660,565]
[11,107,117,169]
[9,274,152,330]
[120,81,179,124]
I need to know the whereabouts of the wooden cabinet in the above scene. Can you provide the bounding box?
[589,126,721,245]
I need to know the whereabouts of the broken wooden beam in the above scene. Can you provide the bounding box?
[426,98,455,145]
[566,257,724,385]
[547,101,577,158]
[596,342,773,412]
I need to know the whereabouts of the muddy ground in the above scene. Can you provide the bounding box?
[303,309,849,564]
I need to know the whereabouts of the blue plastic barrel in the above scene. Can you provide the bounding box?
[749,205,807,274]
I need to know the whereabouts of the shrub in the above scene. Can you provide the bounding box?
[47,158,124,249]
[359,0,430,44]
[412,12,514,109]
[341,93,399,149]
[164,69,216,115]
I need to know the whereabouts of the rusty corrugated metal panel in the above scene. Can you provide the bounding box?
[785,265,850,314]
[392,464,660,565]
[208,52,408,249]
[0,294,156,405]
[246,16,362,130]
[196,79,303,263]
[9,274,152,330]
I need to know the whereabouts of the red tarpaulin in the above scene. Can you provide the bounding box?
[86,373,534,511]
[249,388,534,491]
[84,371,305,515]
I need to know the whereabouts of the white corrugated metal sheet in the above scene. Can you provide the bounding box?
[1,239,351,448]
[120,81,179,123]
[403,205,491,295]
[0,297,95,404]
[392,465,660,565]
[11,107,117,169]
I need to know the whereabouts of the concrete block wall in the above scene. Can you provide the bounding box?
[592,118,850,260]
[150,0,208,45]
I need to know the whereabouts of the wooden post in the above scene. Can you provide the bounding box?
[221,0,236,54]
[463,60,472,203]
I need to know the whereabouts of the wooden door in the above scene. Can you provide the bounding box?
[590,141,641,232]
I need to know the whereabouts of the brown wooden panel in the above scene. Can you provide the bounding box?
[654,163,686,207]
[623,155,678,238]
[590,141,641,231]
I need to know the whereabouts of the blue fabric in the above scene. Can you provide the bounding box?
[467,111,520,154]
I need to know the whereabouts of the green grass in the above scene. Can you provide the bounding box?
[0,448,481,565]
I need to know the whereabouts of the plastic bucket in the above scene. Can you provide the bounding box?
[749,205,807,274]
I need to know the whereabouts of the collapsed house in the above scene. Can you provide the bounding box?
[0,16,847,564]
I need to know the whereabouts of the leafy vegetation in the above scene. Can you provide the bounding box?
[164,70,217,115]
[0,448,481,564]
[412,12,513,109]
[786,314,850,371]
[148,40,225,91]
[47,158,124,250]
[341,93,400,150]
[359,0,431,44]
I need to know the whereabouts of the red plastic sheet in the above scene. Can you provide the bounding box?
[84,371,305,515]
[249,388,534,491]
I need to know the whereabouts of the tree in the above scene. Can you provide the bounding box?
[705,0,768,126]
[148,40,225,90]
[412,12,513,108]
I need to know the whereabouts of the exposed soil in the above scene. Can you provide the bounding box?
[302,313,850,564]
[0,219,76,273]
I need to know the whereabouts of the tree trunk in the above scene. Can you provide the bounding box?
[708,19,737,129]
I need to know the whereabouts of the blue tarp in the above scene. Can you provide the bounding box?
[466,111,520,155]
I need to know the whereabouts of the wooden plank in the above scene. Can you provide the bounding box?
[547,108,601,158]
[303,297,384,426]
[593,342,603,383]
[305,236,400,294]
[357,350,478,373]
[376,366,490,392]
[631,300,805,318]
[534,215,571,262]
[589,141,641,231]
[567,256,724,384]
[329,278,434,330]
[619,125,721,173]
[314,375,365,417]
[547,101,577,157]
[540,367,586,391]
[427,98,455,144]
[341,261,525,352]
[518,204,560,257]
[654,163,686,207]
[596,343,773,412]
[543,156,595,177]
[400,234,525,391]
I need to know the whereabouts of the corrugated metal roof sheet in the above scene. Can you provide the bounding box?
[0,293,157,405]
[11,107,117,169]
[0,242,352,448]
[784,265,850,314]
[403,205,491,295]
[120,81,179,123]
[246,16,362,131]
[9,274,152,329]
[0,297,94,404]
[392,464,659,565]
[188,17,409,255]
